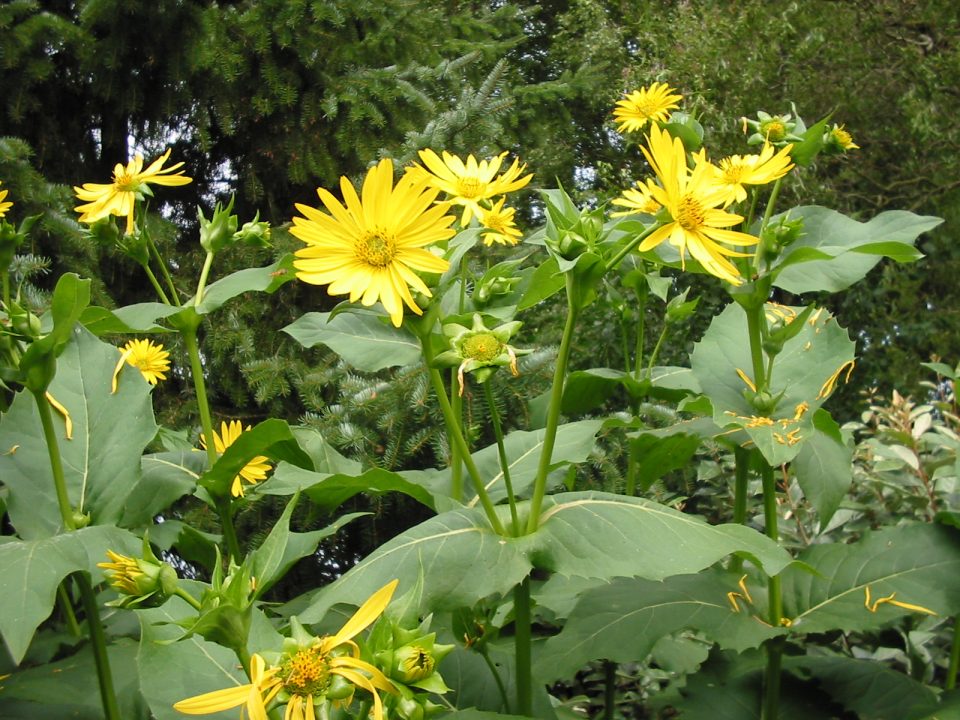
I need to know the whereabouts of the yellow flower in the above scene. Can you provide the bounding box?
[611,178,662,217]
[74,149,192,234]
[828,124,859,152]
[112,339,170,392]
[292,159,455,328]
[409,149,532,226]
[479,197,522,246]
[712,143,794,205]
[174,581,400,720]
[637,126,758,285]
[0,182,12,218]
[199,420,272,497]
[612,82,682,133]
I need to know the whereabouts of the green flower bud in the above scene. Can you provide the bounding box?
[233,212,271,248]
[199,196,238,253]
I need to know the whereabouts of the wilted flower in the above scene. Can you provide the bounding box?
[434,314,529,395]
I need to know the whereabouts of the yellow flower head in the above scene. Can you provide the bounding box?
[480,197,522,246]
[713,143,794,205]
[611,178,662,217]
[612,82,682,133]
[827,124,860,152]
[199,420,272,497]
[74,149,192,234]
[112,338,170,392]
[638,125,759,285]
[292,158,455,328]
[0,182,12,218]
[174,581,400,720]
[409,149,533,226]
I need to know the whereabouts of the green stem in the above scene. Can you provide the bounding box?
[2,269,10,309]
[175,586,203,612]
[58,582,82,636]
[634,288,647,379]
[625,441,638,497]
[427,366,505,535]
[141,262,171,305]
[525,275,579,535]
[728,446,751,574]
[76,572,122,720]
[514,578,532,716]
[760,463,782,720]
[450,370,464,501]
[147,237,181,306]
[34,390,75,530]
[947,616,960,690]
[605,223,660,274]
[645,324,669,380]
[480,648,511,713]
[484,381,520,533]
[195,251,215,307]
[356,700,372,720]
[746,307,768,393]
[753,177,783,273]
[182,327,242,561]
[603,660,617,720]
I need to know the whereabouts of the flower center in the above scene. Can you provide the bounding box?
[113,167,140,192]
[461,333,502,362]
[455,176,484,199]
[675,195,706,231]
[633,99,659,118]
[280,647,331,696]
[761,120,786,142]
[355,231,397,267]
[720,160,746,184]
[401,647,435,682]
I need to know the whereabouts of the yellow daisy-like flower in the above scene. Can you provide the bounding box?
[638,125,759,285]
[611,178,662,217]
[74,149,192,234]
[613,82,682,133]
[174,581,400,720]
[410,149,533,226]
[0,182,12,218]
[480,197,522,246]
[292,159,455,328]
[829,124,859,151]
[111,338,171,392]
[199,420,272,497]
[712,143,794,205]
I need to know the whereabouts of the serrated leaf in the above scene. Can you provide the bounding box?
[0,526,139,663]
[771,207,941,293]
[0,327,158,538]
[282,311,420,370]
[537,571,784,682]
[297,492,791,622]
[792,409,852,528]
[782,524,960,634]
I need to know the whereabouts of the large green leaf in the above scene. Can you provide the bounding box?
[464,419,603,506]
[282,310,421,370]
[120,450,206,527]
[191,253,296,315]
[0,639,148,719]
[783,655,938,720]
[0,327,158,538]
[782,523,960,634]
[297,491,791,622]
[561,366,700,414]
[690,303,855,466]
[80,302,180,335]
[0,525,139,664]
[770,206,940,293]
[137,596,247,720]
[537,570,784,682]
[792,409,852,528]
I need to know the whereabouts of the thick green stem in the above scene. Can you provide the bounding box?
[34,391,75,530]
[480,648,511,713]
[427,367,505,535]
[76,572,122,720]
[603,660,617,720]
[142,262,171,305]
[147,237,181,306]
[484,382,520,533]
[761,463,782,720]
[194,251,215,307]
[449,371,464,501]
[728,446,752,574]
[514,578,532,717]
[746,307,768,393]
[182,327,242,561]
[525,275,579,535]
[58,582,82,636]
[947,616,960,690]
